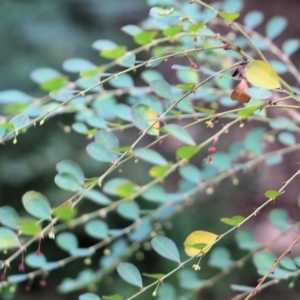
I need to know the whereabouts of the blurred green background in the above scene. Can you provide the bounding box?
[1,0,300,299]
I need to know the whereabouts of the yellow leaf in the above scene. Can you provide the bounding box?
[184,230,217,257]
[244,60,281,90]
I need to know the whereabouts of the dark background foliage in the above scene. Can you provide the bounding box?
[0,0,300,299]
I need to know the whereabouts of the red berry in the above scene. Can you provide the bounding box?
[208,146,217,154]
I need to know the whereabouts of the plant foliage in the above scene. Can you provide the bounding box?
[0,0,300,299]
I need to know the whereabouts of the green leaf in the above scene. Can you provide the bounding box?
[79,293,101,300]
[235,230,260,251]
[163,25,183,37]
[142,273,165,280]
[278,132,296,146]
[134,31,157,45]
[56,232,79,252]
[109,74,134,89]
[131,103,159,136]
[268,209,290,230]
[264,190,282,199]
[52,203,77,221]
[72,122,89,134]
[151,236,181,263]
[117,202,140,221]
[282,38,300,56]
[176,145,198,159]
[102,295,123,300]
[18,219,42,236]
[25,252,47,268]
[22,191,52,220]
[85,219,109,240]
[237,105,261,117]
[265,154,283,166]
[7,274,28,283]
[0,90,32,104]
[220,215,245,227]
[244,88,272,99]
[103,178,131,196]
[9,114,30,131]
[218,11,240,21]
[92,39,117,50]
[266,16,287,39]
[141,70,164,83]
[243,11,263,29]
[0,206,20,230]
[115,182,137,198]
[30,67,61,84]
[194,107,215,115]
[280,256,297,271]
[54,173,83,192]
[40,75,68,91]
[86,142,117,163]
[121,24,142,36]
[56,160,85,181]
[149,164,171,178]
[142,185,166,203]
[244,128,266,155]
[177,83,195,91]
[178,270,203,290]
[253,251,275,269]
[95,130,120,150]
[244,60,281,90]
[118,52,136,67]
[101,46,127,59]
[150,79,173,100]
[270,60,288,74]
[117,262,143,288]
[0,227,20,250]
[62,58,96,73]
[187,22,205,32]
[230,284,254,292]
[179,165,202,184]
[208,247,234,268]
[134,148,168,166]
[164,124,195,146]
[82,189,112,205]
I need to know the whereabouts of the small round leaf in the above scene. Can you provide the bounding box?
[22,191,52,220]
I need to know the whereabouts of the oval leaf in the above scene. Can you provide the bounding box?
[184,231,218,257]
[85,219,109,240]
[164,124,195,146]
[131,104,159,136]
[117,262,143,288]
[22,191,52,220]
[56,160,85,181]
[0,227,20,250]
[134,148,168,166]
[0,206,20,230]
[117,202,140,220]
[264,190,283,199]
[151,236,181,263]
[54,173,83,192]
[244,60,281,90]
[79,293,101,300]
[18,218,42,236]
[150,79,173,100]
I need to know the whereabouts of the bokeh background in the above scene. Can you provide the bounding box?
[0,0,300,299]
